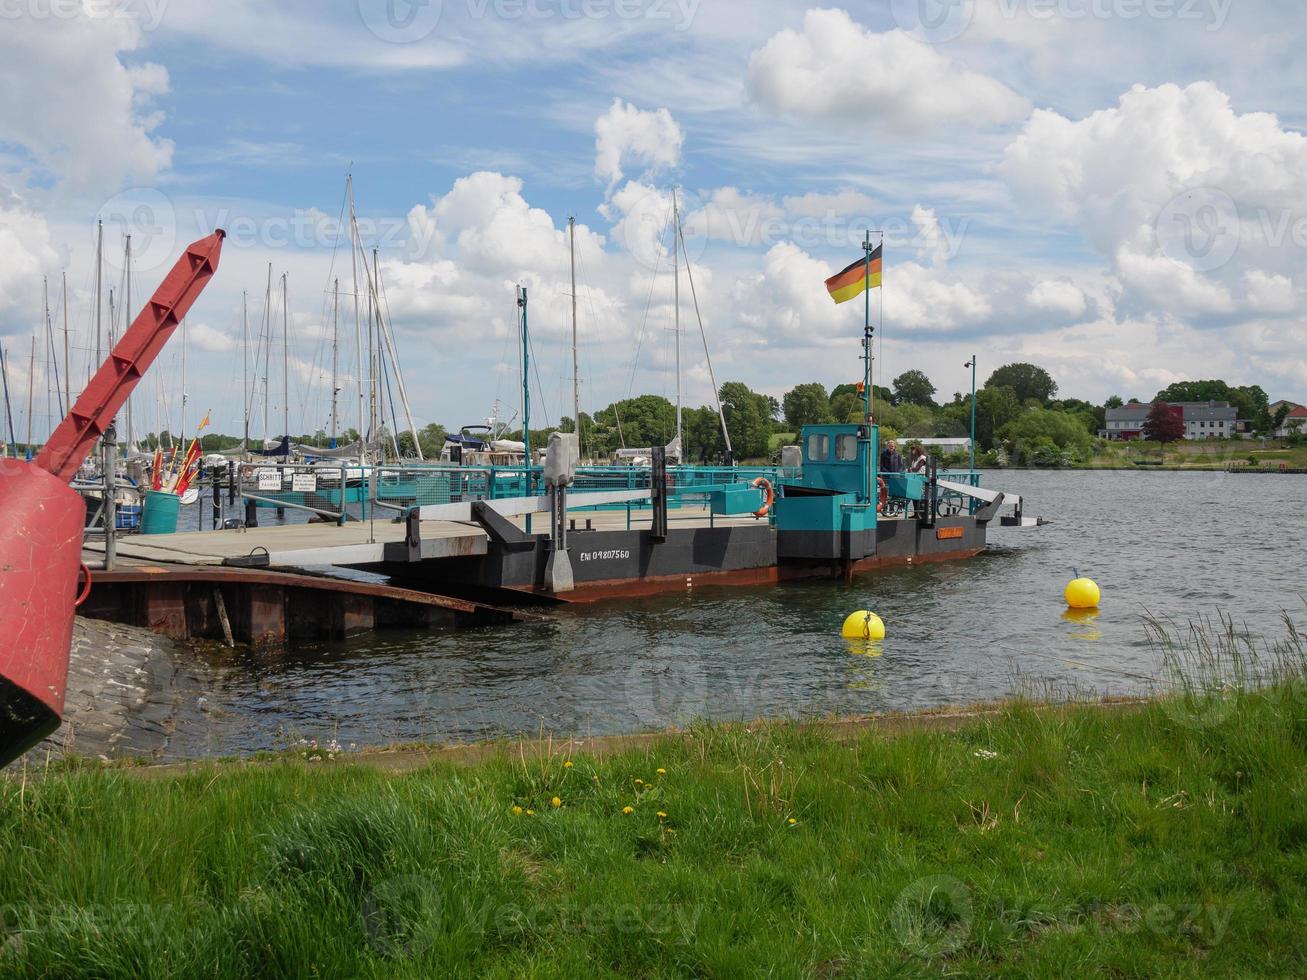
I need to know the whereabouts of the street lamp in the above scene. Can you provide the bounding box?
[963,356,977,473]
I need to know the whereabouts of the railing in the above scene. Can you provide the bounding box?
[231,462,979,522]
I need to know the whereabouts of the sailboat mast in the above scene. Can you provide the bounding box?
[94,220,103,367]
[25,336,35,457]
[61,272,69,411]
[368,253,423,460]
[281,271,289,458]
[242,290,249,451]
[0,343,15,454]
[331,278,339,447]
[262,263,271,437]
[42,278,52,433]
[569,216,580,454]
[124,234,133,448]
[672,188,681,452]
[348,174,365,458]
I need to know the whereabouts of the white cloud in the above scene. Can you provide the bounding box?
[0,199,61,327]
[1001,81,1307,322]
[186,322,236,353]
[0,10,172,194]
[783,189,876,219]
[746,9,1030,131]
[1027,280,1088,318]
[594,99,684,191]
[1243,270,1296,314]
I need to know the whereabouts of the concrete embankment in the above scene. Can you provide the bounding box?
[23,618,180,764]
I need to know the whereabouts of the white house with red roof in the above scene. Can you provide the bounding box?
[1275,404,1307,438]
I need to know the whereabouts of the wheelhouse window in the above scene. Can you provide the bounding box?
[835,434,858,461]
[807,433,829,461]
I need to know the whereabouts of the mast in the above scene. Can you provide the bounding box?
[369,251,423,460]
[0,343,15,454]
[94,220,103,367]
[569,215,580,454]
[180,316,187,443]
[124,234,133,448]
[672,188,681,452]
[25,336,35,459]
[281,271,289,458]
[331,278,339,448]
[61,272,69,411]
[348,173,365,459]
[518,284,530,459]
[241,290,249,451]
[262,263,271,437]
[675,209,731,461]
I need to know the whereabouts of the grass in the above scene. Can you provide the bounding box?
[1075,438,1307,470]
[3,619,1307,977]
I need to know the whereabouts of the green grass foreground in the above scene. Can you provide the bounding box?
[4,680,1307,978]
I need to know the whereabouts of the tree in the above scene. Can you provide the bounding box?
[967,385,1023,450]
[829,392,862,423]
[1105,395,1124,409]
[718,381,773,460]
[683,406,726,462]
[999,408,1095,464]
[985,363,1058,404]
[891,369,937,406]
[1142,400,1185,443]
[782,383,833,430]
[592,395,676,450]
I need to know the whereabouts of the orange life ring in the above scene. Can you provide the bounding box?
[877,477,887,514]
[751,477,774,518]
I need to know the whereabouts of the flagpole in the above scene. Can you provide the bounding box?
[863,230,873,423]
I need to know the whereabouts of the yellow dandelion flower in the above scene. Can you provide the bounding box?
[634,778,644,786]
[551,796,562,808]
[787,817,797,825]
[656,768,666,776]
[564,760,574,769]
[657,811,668,819]
[622,806,634,815]
[526,809,535,816]
[667,828,677,834]
[511,805,523,816]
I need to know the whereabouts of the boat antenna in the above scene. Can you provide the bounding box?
[61,271,70,413]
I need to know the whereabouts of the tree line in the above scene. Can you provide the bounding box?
[119,364,1291,467]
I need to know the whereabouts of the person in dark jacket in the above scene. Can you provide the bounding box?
[879,440,903,473]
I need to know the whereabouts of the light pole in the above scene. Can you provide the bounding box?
[963,356,977,473]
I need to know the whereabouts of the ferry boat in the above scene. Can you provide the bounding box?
[378,421,1041,602]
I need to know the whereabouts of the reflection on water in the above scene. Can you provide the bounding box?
[145,471,1307,759]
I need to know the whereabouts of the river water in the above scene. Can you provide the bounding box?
[147,471,1306,759]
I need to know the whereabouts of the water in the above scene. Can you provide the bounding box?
[148,471,1307,759]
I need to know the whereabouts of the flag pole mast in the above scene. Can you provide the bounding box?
[863,229,873,423]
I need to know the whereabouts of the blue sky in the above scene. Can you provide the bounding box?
[1,0,1305,443]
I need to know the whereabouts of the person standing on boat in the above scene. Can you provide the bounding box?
[880,440,903,473]
[908,444,928,474]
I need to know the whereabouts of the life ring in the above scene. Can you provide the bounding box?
[75,563,93,608]
[751,477,774,518]
[239,464,255,481]
[877,477,888,514]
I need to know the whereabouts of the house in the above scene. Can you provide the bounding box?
[1177,401,1237,439]
[1103,402,1154,440]
[1103,401,1236,440]
[1276,404,1307,438]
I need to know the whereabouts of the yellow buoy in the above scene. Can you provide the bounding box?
[841,610,885,640]
[1064,577,1100,610]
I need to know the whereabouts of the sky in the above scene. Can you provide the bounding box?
[1,0,1305,443]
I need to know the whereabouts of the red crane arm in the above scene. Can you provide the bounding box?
[35,229,226,483]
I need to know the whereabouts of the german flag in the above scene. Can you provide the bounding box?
[824,245,882,304]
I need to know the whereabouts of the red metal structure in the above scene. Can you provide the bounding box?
[0,230,224,766]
